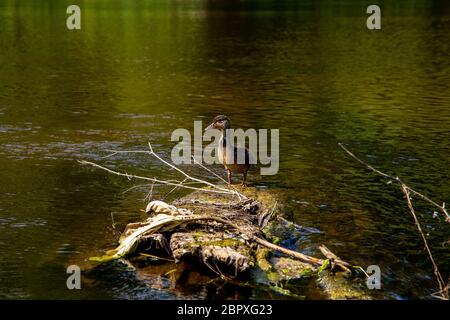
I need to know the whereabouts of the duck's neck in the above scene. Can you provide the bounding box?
[218,129,233,164]
[220,129,226,147]
[220,128,231,148]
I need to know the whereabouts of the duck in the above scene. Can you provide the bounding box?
[204,115,254,187]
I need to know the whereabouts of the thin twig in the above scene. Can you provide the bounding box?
[139,252,175,262]
[162,178,188,201]
[147,142,228,192]
[96,142,247,200]
[78,160,235,196]
[339,142,449,299]
[103,145,244,199]
[191,156,243,201]
[144,181,155,202]
[110,212,116,230]
[339,143,449,222]
[402,185,448,299]
[122,183,151,194]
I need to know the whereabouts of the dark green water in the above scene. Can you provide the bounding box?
[0,0,449,299]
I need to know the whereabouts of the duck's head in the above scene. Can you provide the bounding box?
[205,115,231,131]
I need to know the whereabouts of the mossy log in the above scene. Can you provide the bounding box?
[90,186,371,299]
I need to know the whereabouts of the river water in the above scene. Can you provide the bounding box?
[0,0,449,299]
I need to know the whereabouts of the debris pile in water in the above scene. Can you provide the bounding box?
[90,186,371,299]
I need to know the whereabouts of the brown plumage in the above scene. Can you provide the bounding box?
[205,115,254,187]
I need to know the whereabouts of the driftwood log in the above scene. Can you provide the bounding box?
[90,186,372,299]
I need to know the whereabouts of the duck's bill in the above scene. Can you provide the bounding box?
[204,123,214,131]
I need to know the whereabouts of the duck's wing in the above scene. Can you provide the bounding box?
[233,146,256,167]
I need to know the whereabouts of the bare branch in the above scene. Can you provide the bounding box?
[191,155,243,201]
[339,143,450,223]
[94,142,247,200]
[339,142,449,299]
[401,184,448,299]
[78,160,235,196]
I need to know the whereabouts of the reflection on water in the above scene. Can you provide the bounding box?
[0,0,449,299]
